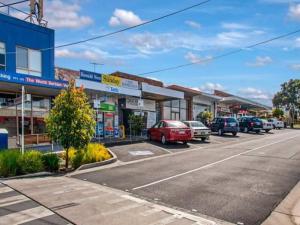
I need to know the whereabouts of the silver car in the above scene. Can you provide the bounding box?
[184,121,211,142]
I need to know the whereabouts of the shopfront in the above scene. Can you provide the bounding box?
[193,93,220,120]
[76,71,141,140]
[0,71,67,138]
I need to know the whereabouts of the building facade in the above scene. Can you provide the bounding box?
[0,13,66,143]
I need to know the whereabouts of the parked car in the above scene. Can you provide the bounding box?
[268,118,284,129]
[148,120,192,145]
[210,117,239,136]
[261,119,273,133]
[183,121,211,142]
[239,116,263,133]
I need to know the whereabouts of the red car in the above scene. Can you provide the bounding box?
[148,120,192,145]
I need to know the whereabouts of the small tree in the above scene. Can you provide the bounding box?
[198,111,213,125]
[46,80,95,169]
[128,114,144,136]
[272,108,284,119]
[273,79,300,127]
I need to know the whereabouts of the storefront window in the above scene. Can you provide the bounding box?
[0,42,5,71]
[180,109,187,121]
[163,106,171,120]
[16,46,42,77]
[162,99,188,121]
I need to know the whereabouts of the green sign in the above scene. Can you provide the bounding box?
[100,103,116,112]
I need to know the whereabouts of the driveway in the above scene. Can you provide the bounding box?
[73,129,300,225]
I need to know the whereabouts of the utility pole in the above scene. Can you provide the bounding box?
[90,62,104,73]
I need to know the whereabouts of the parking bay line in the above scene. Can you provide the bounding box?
[132,135,300,191]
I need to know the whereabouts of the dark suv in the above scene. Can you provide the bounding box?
[238,116,263,133]
[210,117,239,136]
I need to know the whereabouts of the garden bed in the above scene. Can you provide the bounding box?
[0,143,114,178]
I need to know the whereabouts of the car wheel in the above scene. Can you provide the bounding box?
[265,129,270,133]
[273,125,276,129]
[218,129,223,136]
[201,137,206,142]
[183,141,188,145]
[256,130,260,134]
[232,132,237,136]
[161,135,167,145]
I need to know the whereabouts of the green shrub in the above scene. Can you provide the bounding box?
[0,150,21,177]
[42,154,60,172]
[18,151,43,174]
[71,150,84,169]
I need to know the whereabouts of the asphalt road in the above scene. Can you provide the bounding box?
[73,129,300,225]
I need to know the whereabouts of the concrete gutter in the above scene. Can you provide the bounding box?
[75,148,117,171]
[262,181,300,225]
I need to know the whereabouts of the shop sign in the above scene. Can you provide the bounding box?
[0,71,68,89]
[126,97,156,111]
[122,78,139,90]
[102,74,122,87]
[80,70,101,82]
[100,103,116,112]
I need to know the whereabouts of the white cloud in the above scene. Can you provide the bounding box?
[199,82,225,93]
[289,4,300,21]
[247,56,273,67]
[221,22,251,30]
[109,9,144,27]
[290,63,300,70]
[184,52,212,65]
[55,49,104,61]
[185,20,201,29]
[11,0,93,29]
[238,87,272,100]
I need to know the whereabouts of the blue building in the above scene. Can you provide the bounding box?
[0,12,66,142]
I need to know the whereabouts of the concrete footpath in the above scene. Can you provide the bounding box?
[3,176,233,225]
[262,181,300,225]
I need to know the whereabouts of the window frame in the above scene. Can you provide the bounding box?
[0,41,6,71]
[16,46,42,76]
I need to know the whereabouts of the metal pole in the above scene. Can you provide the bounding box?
[21,86,24,155]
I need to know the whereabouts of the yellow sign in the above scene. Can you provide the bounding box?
[102,74,122,87]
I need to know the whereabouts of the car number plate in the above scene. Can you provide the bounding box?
[179,130,185,134]
[230,123,236,127]
[201,132,205,135]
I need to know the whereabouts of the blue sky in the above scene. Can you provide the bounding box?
[11,0,300,105]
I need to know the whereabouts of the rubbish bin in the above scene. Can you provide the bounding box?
[0,129,8,150]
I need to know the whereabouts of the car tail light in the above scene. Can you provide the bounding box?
[224,122,227,127]
[170,129,177,133]
[250,122,254,127]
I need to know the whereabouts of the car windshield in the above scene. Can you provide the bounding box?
[166,121,187,128]
[189,121,206,128]
[225,118,237,123]
[261,119,267,122]
[251,117,261,122]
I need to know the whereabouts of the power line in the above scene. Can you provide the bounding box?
[55,0,212,49]
[138,29,300,75]
[0,0,29,8]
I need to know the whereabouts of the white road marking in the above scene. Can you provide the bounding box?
[132,135,300,190]
[0,186,13,194]
[152,144,173,154]
[0,195,29,205]
[0,206,53,225]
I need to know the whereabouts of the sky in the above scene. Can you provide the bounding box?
[6,0,300,106]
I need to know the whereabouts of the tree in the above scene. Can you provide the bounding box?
[46,80,95,169]
[128,114,144,136]
[273,79,300,127]
[272,108,284,119]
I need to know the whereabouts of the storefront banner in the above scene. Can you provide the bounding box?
[126,97,156,111]
[122,78,139,90]
[100,103,116,112]
[76,79,141,97]
[0,71,68,89]
[80,70,101,82]
[102,74,122,87]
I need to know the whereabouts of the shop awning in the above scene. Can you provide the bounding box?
[220,96,272,110]
[142,83,184,100]
[76,79,141,97]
